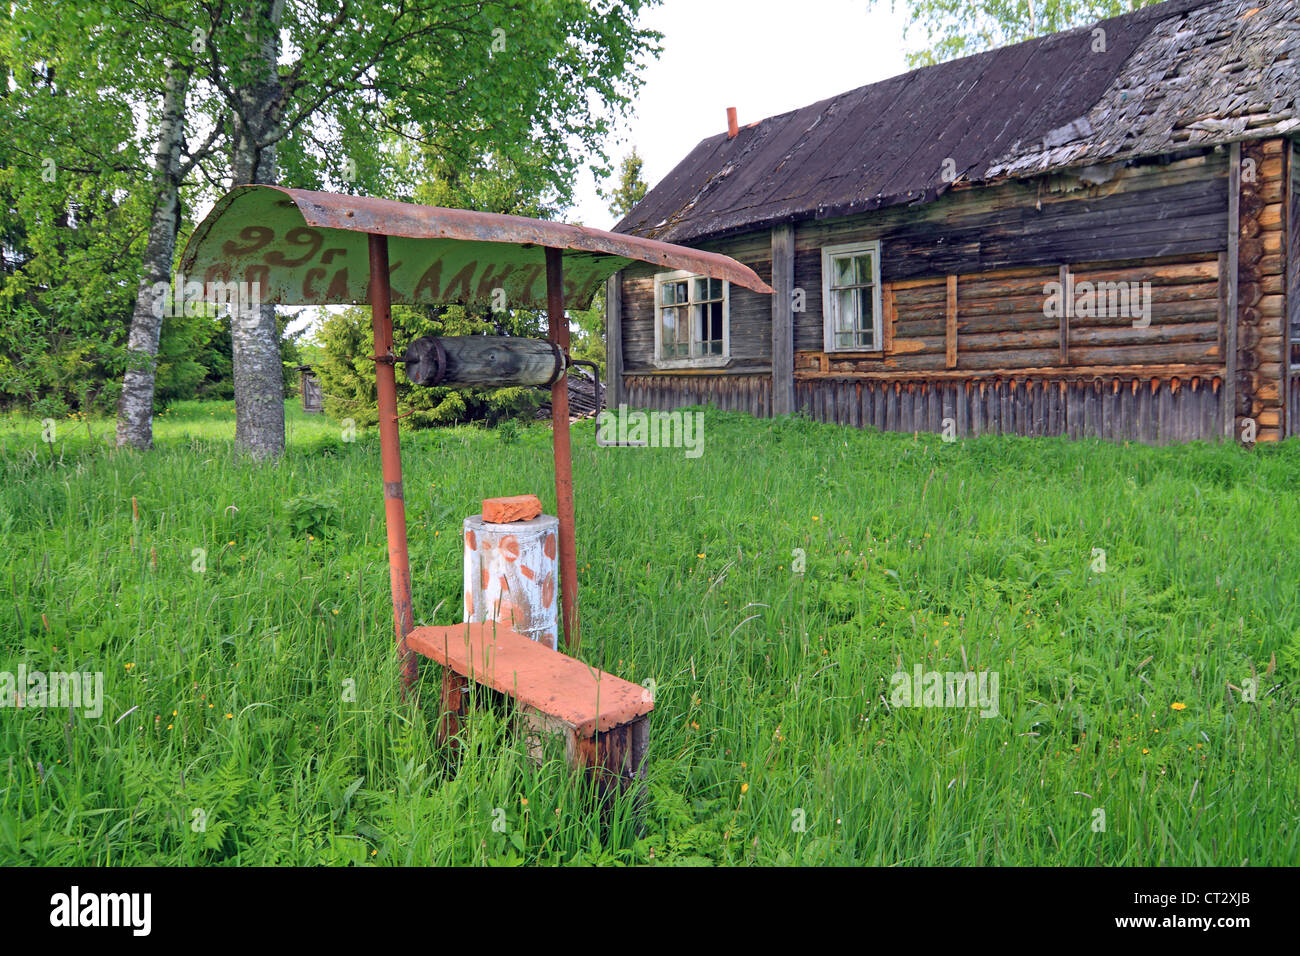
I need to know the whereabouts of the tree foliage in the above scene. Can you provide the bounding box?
[606,148,649,221]
[877,0,1163,66]
[0,0,663,442]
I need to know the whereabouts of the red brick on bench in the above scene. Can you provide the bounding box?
[482,494,542,524]
[407,621,652,791]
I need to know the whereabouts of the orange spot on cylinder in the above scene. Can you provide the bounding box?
[499,574,509,593]
[464,591,472,618]
[480,567,489,590]
[542,573,555,609]
[466,529,477,551]
[520,565,535,580]
[544,533,556,559]
[499,535,520,562]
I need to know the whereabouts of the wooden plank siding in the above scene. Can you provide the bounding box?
[619,230,773,376]
[613,147,1263,443]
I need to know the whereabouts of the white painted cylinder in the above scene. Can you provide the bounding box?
[463,513,560,650]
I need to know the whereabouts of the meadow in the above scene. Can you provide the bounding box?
[1,399,1297,865]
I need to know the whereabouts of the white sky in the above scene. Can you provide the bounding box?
[567,0,915,230]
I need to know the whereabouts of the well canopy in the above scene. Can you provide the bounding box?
[180,185,772,310]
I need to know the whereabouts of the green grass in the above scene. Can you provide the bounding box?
[1,398,1298,865]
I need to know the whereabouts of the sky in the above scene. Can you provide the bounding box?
[566,0,916,231]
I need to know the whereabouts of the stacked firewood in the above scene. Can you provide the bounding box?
[536,365,605,421]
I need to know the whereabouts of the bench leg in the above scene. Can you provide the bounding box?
[520,711,649,796]
[438,667,470,746]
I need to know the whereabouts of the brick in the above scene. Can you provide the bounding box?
[483,494,542,524]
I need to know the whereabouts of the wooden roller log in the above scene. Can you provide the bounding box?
[402,335,566,388]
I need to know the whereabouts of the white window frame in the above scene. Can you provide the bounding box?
[821,240,883,352]
[652,269,730,368]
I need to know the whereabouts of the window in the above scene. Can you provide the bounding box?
[654,271,729,363]
[822,241,882,351]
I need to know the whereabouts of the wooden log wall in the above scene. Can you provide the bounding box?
[622,373,772,417]
[793,251,1227,442]
[797,256,1223,374]
[1289,139,1300,437]
[1235,138,1288,442]
[611,145,1278,444]
[791,150,1229,351]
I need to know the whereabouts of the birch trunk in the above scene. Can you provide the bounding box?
[229,3,286,460]
[115,63,187,450]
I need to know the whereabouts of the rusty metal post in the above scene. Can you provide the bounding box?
[545,247,580,653]
[368,232,418,690]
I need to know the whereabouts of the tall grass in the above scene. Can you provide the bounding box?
[0,400,1297,864]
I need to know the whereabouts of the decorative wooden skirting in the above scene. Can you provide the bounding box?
[794,374,1224,443]
[622,372,772,416]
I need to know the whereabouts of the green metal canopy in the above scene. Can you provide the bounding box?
[180,185,773,310]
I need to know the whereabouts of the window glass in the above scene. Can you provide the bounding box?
[657,274,728,361]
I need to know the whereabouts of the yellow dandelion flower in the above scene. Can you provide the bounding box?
[740,783,749,794]
[225,713,233,719]
[1170,702,1186,711]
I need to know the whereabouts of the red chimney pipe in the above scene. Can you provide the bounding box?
[726,107,738,139]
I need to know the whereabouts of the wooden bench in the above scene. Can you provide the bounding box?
[407,621,652,794]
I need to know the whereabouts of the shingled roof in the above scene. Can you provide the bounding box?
[615,0,1298,245]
